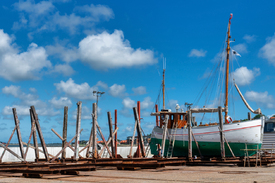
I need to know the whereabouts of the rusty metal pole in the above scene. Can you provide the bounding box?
[30,106,49,161]
[188,110,192,161]
[30,109,39,161]
[115,109,118,158]
[108,111,115,158]
[218,106,225,159]
[12,108,24,159]
[74,102,82,160]
[62,106,68,160]
[92,103,98,159]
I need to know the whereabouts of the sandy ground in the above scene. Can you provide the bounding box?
[0,165,274,183]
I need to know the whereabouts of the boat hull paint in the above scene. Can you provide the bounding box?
[150,118,265,157]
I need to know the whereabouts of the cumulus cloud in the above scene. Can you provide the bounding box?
[232,43,247,54]
[122,97,135,109]
[46,42,79,62]
[243,35,256,43]
[54,78,97,100]
[0,30,51,81]
[168,99,178,110]
[132,86,146,95]
[79,30,157,70]
[231,67,260,86]
[49,97,72,109]
[2,85,60,116]
[188,49,207,57]
[51,64,75,76]
[109,84,127,97]
[259,34,275,66]
[13,1,114,34]
[140,97,153,110]
[245,91,275,109]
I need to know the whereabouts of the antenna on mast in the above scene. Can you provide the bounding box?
[162,58,166,109]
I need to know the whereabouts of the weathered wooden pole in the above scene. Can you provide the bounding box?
[30,109,39,161]
[218,106,225,159]
[135,101,141,157]
[74,102,82,160]
[0,142,24,161]
[160,114,169,158]
[248,112,251,120]
[62,106,68,159]
[12,108,24,159]
[114,109,118,158]
[0,126,17,162]
[188,110,192,161]
[92,103,98,159]
[108,111,115,158]
[133,107,145,157]
[129,117,137,158]
[30,106,49,161]
[96,124,112,157]
[155,105,161,156]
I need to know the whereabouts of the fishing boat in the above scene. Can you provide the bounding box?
[150,14,265,158]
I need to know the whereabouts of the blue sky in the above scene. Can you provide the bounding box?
[0,0,275,143]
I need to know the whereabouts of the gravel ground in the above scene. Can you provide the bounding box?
[0,165,274,183]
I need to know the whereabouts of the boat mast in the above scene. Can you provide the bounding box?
[225,14,233,123]
[162,58,166,109]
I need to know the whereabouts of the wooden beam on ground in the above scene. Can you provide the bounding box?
[62,106,68,159]
[12,108,24,159]
[31,106,49,161]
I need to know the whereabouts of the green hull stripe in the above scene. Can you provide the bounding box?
[150,138,261,157]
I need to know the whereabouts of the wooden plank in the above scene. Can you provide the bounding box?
[218,106,225,159]
[188,110,192,161]
[115,109,118,158]
[0,126,17,162]
[30,106,49,161]
[129,117,137,158]
[12,108,24,159]
[74,102,82,160]
[62,106,68,159]
[0,142,24,161]
[30,109,39,160]
[108,111,115,158]
[92,103,97,159]
[161,114,169,158]
[99,128,118,157]
[22,142,55,158]
[133,107,145,157]
[97,124,112,157]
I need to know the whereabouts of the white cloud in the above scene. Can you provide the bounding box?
[79,30,157,70]
[259,34,275,66]
[122,97,135,109]
[55,78,97,100]
[109,84,127,97]
[232,43,247,54]
[231,67,260,86]
[0,29,51,82]
[188,49,207,57]
[243,35,256,43]
[46,42,79,62]
[2,105,30,116]
[49,97,72,109]
[51,64,75,76]
[72,106,93,120]
[132,86,146,95]
[245,91,275,109]
[140,97,153,110]
[13,1,114,34]
[95,81,108,90]
[168,99,178,110]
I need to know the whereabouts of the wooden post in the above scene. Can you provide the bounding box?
[99,128,118,157]
[188,110,192,161]
[161,114,169,158]
[92,103,98,159]
[108,111,115,158]
[133,107,145,157]
[129,118,137,158]
[86,103,95,158]
[96,124,112,157]
[30,106,49,161]
[12,108,24,159]
[74,102,82,160]
[30,109,39,161]
[135,101,141,157]
[114,109,118,158]
[218,106,225,159]
[62,106,68,159]
[0,126,17,162]
[0,142,24,161]
[248,112,251,120]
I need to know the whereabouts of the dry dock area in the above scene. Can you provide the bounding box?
[0,165,275,183]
